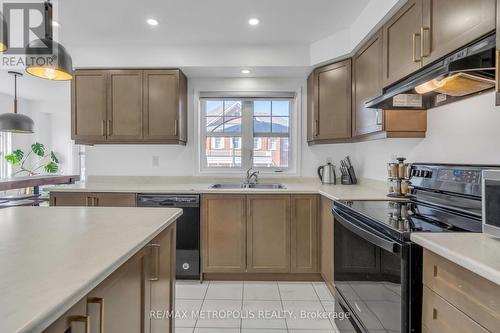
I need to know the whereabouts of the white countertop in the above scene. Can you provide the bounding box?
[411,233,500,286]
[0,207,182,333]
[47,176,392,201]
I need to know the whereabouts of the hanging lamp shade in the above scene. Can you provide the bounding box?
[25,38,73,80]
[0,12,7,52]
[0,72,35,134]
[25,1,73,80]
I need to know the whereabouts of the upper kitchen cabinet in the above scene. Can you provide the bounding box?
[352,30,383,137]
[107,70,144,142]
[383,0,495,87]
[307,59,352,145]
[382,0,424,87]
[71,69,187,145]
[71,71,108,143]
[144,70,188,143]
[421,0,495,66]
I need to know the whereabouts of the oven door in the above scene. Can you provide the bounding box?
[333,208,412,333]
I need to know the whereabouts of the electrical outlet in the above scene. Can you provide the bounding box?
[152,156,160,167]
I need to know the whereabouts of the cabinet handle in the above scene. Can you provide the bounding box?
[412,32,421,62]
[314,119,319,136]
[68,315,89,333]
[174,119,178,136]
[432,308,438,320]
[87,297,104,333]
[107,120,112,136]
[93,197,98,206]
[421,27,431,58]
[149,243,160,281]
[101,120,106,137]
[375,110,383,126]
[496,50,500,93]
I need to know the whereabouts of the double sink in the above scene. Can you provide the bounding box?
[210,183,286,189]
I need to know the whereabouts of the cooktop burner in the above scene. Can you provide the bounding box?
[335,200,482,241]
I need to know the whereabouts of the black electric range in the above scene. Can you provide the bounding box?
[332,163,496,333]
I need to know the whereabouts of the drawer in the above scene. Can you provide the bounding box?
[423,250,500,332]
[423,286,488,333]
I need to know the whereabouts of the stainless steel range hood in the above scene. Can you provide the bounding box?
[366,33,496,110]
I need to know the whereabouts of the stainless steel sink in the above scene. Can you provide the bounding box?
[209,183,286,189]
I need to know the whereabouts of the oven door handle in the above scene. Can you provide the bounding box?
[333,209,401,254]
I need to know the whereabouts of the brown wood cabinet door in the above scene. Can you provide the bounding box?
[291,195,319,273]
[315,60,352,141]
[87,252,145,333]
[72,71,107,143]
[93,193,137,207]
[383,0,423,86]
[422,0,495,66]
[320,197,334,288]
[143,70,182,142]
[247,195,290,273]
[306,71,316,142]
[148,224,176,333]
[50,192,92,206]
[107,70,143,142]
[202,195,246,273]
[353,30,384,137]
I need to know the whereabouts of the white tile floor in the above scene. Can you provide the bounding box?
[175,281,340,333]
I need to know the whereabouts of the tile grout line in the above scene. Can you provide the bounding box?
[276,281,290,333]
[193,280,210,331]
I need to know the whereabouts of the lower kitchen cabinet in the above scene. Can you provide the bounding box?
[201,194,319,277]
[147,224,176,333]
[422,250,500,333]
[247,195,291,273]
[50,192,136,207]
[201,194,246,273]
[44,223,176,333]
[291,194,319,273]
[320,196,334,289]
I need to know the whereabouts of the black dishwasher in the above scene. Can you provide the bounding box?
[137,194,200,280]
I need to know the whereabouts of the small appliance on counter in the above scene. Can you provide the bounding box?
[339,156,357,185]
[387,157,411,197]
[317,162,336,184]
[482,170,500,238]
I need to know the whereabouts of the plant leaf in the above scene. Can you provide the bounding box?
[31,143,45,157]
[4,149,24,165]
[50,151,60,164]
[44,161,58,173]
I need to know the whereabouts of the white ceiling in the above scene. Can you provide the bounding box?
[59,0,370,45]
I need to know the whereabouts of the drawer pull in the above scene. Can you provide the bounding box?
[87,297,104,333]
[433,265,438,277]
[174,119,179,136]
[68,315,89,333]
[149,243,160,281]
[433,308,438,320]
[412,32,422,62]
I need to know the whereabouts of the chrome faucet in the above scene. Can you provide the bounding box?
[245,168,259,185]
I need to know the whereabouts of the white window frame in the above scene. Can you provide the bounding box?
[199,95,297,174]
[0,132,12,179]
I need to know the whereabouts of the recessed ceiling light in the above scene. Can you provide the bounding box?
[52,20,60,27]
[248,18,260,26]
[147,18,159,26]
[241,69,251,74]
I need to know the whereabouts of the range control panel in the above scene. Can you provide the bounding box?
[409,164,492,198]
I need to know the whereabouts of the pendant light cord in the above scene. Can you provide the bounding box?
[13,73,17,114]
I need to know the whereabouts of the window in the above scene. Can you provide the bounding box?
[201,97,293,171]
[0,132,12,179]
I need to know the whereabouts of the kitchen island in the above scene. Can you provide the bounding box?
[0,206,182,333]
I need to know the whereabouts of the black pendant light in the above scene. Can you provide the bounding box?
[25,1,73,80]
[0,11,7,52]
[0,71,35,134]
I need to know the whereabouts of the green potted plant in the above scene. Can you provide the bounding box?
[4,142,59,177]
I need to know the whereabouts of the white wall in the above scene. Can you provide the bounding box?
[350,92,500,181]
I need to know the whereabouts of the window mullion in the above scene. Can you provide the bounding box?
[241,100,253,170]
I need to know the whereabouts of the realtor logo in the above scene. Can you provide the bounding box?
[1,1,54,70]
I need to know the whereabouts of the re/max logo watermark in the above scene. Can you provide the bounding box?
[1,1,56,70]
